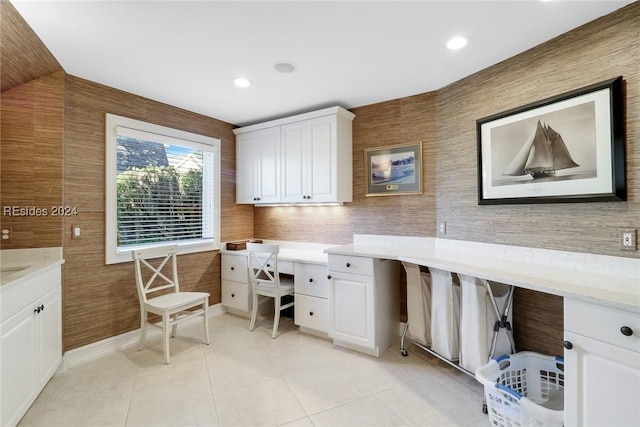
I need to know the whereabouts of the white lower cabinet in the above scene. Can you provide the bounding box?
[1,267,62,427]
[564,298,640,426]
[221,253,252,314]
[328,254,401,357]
[294,263,330,334]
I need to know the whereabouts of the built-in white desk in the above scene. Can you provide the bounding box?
[220,240,337,336]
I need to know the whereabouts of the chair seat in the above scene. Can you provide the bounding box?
[145,291,209,311]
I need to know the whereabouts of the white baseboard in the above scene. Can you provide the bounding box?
[61,303,226,370]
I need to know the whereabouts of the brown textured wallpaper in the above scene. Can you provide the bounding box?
[436,5,639,259]
[0,72,65,249]
[61,76,253,350]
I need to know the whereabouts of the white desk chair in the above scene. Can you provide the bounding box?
[247,243,295,339]
[133,245,210,363]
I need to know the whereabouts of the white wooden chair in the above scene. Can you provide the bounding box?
[132,245,210,363]
[247,243,295,338]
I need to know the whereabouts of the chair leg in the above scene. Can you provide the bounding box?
[171,313,178,338]
[249,291,258,332]
[163,314,171,364]
[138,311,147,351]
[272,297,281,339]
[203,301,210,345]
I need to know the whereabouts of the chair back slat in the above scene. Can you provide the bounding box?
[246,243,281,290]
[133,245,180,301]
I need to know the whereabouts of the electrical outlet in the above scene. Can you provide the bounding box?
[439,222,446,235]
[72,225,81,239]
[1,228,11,242]
[619,228,637,251]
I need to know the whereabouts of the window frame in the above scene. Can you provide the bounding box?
[105,113,221,264]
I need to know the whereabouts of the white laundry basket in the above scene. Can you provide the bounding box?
[476,352,565,427]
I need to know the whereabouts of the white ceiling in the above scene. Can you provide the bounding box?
[12,0,635,127]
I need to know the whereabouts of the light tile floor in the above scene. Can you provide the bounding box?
[18,313,491,427]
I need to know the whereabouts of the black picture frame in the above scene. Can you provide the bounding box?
[477,76,625,205]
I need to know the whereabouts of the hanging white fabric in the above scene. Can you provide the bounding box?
[429,267,460,361]
[402,263,432,346]
[458,274,514,373]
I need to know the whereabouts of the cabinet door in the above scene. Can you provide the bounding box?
[329,271,374,349]
[1,306,37,427]
[36,286,62,388]
[281,122,306,202]
[281,115,337,203]
[236,127,281,204]
[236,132,258,204]
[564,331,640,426]
[307,115,336,202]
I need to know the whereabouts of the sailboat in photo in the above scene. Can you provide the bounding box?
[503,120,579,179]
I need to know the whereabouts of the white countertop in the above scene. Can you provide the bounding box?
[221,240,335,265]
[1,247,65,288]
[325,235,640,313]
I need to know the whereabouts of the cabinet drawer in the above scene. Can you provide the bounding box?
[295,294,328,333]
[221,254,248,283]
[565,298,640,352]
[328,254,373,276]
[221,280,251,312]
[295,263,329,298]
[251,256,294,275]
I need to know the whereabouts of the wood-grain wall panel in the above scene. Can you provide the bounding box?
[0,72,64,249]
[61,75,252,350]
[0,1,63,92]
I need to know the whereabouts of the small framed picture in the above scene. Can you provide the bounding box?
[365,141,423,196]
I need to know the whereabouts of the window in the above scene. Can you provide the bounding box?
[106,114,220,264]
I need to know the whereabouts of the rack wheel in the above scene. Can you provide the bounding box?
[401,349,408,357]
[482,402,488,414]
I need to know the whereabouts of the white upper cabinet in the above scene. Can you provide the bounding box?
[236,127,281,204]
[234,106,354,205]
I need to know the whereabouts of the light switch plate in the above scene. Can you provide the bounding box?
[619,228,636,251]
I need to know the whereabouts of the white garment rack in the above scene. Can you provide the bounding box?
[400,264,517,380]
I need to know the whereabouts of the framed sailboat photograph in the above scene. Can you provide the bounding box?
[477,76,625,205]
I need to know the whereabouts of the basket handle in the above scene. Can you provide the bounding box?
[495,383,522,401]
[493,354,511,363]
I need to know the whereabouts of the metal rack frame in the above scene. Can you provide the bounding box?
[400,273,517,412]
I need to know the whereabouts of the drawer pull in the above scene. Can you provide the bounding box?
[309,278,314,283]
[230,266,235,271]
[34,305,44,314]
[563,341,573,350]
[309,311,314,316]
[620,326,633,337]
[346,262,351,268]
[327,275,332,280]
[231,293,235,298]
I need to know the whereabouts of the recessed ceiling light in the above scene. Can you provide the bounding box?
[233,77,251,88]
[274,62,296,73]
[446,36,468,50]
